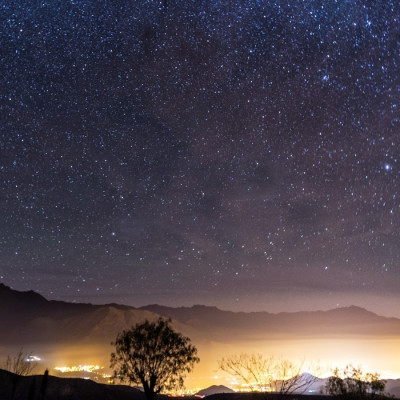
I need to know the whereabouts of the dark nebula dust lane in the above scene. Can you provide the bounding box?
[1,0,400,315]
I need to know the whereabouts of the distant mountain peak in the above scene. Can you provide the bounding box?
[0,282,47,303]
[329,305,377,315]
[196,385,235,396]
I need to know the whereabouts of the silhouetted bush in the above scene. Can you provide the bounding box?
[325,365,386,398]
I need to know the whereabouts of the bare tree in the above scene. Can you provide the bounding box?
[3,349,37,376]
[3,350,38,400]
[219,353,274,391]
[272,359,321,394]
[219,353,319,394]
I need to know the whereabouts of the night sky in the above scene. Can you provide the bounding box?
[1,0,400,316]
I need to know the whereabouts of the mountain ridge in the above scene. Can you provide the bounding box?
[1,284,390,318]
[141,303,378,318]
[139,302,399,338]
[1,283,400,345]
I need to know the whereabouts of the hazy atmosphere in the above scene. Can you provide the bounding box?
[1,0,400,317]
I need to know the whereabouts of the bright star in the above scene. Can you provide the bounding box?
[384,163,392,171]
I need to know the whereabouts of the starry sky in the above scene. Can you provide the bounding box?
[1,0,400,316]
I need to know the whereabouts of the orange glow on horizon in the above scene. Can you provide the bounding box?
[2,334,399,391]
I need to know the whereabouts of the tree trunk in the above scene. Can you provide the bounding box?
[143,381,156,400]
[144,387,156,400]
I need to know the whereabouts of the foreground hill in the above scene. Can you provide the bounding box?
[205,394,397,400]
[2,368,398,400]
[0,368,145,400]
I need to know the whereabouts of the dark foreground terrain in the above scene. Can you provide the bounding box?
[207,394,395,400]
[0,369,145,400]
[0,369,398,400]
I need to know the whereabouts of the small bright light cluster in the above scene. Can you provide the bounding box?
[55,364,102,373]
